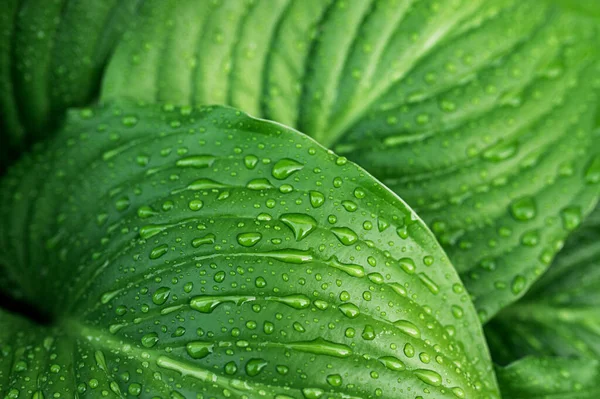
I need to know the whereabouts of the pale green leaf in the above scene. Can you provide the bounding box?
[101,0,600,319]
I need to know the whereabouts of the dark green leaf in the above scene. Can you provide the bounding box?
[101,0,600,319]
[496,356,600,399]
[2,0,141,144]
[0,102,499,398]
[486,204,600,365]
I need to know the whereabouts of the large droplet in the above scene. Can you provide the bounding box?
[272,158,304,180]
[309,191,325,208]
[331,227,358,246]
[379,356,406,371]
[176,155,216,168]
[510,196,537,221]
[186,342,214,359]
[286,338,352,358]
[393,320,421,338]
[245,358,268,377]
[189,295,255,313]
[338,303,360,318]
[237,232,262,247]
[280,213,318,241]
[266,294,311,309]
[326,256,365,278]
[560,206,581,231]
[141,333,159,348]
[192,233,216,248]
[152,287,171,305]
[414,369,442,387]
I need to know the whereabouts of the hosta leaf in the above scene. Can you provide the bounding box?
[0,102,499,398]
[101,0,600,319]
[0,0,141,147]
[485,204,600,365]
[496,356,600,399]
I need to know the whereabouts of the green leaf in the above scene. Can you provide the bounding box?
[496,356,600,399]
[485,204,600,365]
[101,0,600,319]
[1,0,141,144]
[0,102,499,398]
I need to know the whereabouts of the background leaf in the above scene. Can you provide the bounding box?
[496,356,600,399]
[101,0,600,319]
[486,204,600,365]
[0,102,499,398]
[0,0,142,152]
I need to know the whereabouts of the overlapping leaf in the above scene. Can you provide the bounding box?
[486,204,600,365]
[101,0,600,319]
[0,103,499,398]
[0,0,142,155]
[496,356,600,399]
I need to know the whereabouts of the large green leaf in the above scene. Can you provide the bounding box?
[0,0,142,149]
[101,0,600,320]
[496,356,600,399]
[485,204,600,365]
[0,102,499,398]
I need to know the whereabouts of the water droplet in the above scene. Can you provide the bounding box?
[190,295,255,313]
[237,232,262,247]
[176,155,216,168]
[244,155,258,169]
[414,369,442,387]
[418,273,439,294]
[152,287,171,305]
[561,206,581,231]
[186,342,214,359]
[150,244,169,259]
[338,303,360,318]
[309,191,325,208]
[585,155,600,184]
[266,294,311,309]
[403,343,415,357]
[280,213,318,241]
[302,388,325,399]
[452,387,466,398]
[482,141,518,162]
[326,374,343,387]
[286,338,352,358]
[247,178,274,190]
[511,275,526,295]
[393,320,421,338]
[137,205,158,219]
[188,199,203,211]
[510,196,537,221]
[361,325,376,340]
[141,332,159,348]
[272,158,304,180]
[521,230,539,247]
[341,200,357,212]
[192,233,216,248]
[187,178,229,191]
[331,227,358,245]
[245,358,268,376]
[379,356,406,371]
[265,249,313,263]
[398,257,416,274]
[326,256,365,278]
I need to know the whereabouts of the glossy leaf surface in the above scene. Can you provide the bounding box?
[101,0,600,319]
[0,102,499,398]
